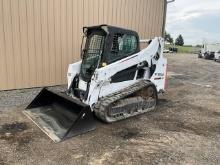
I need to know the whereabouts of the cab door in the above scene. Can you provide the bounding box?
[98,33,140,97]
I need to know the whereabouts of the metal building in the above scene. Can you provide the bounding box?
[0,0,166,90]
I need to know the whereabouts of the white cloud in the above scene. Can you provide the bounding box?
[167,0,220,22]
[166,0,220,45]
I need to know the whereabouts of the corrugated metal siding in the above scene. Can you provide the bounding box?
[0,0,165,90]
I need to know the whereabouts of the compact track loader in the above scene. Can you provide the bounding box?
[24,25,167,142]
[198,43,220,59]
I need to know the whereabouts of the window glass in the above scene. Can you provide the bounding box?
[80,34,105,81]
[87,34,105,54]
[111,33,138,60]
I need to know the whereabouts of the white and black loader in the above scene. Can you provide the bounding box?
[24,25,167,142]
[199,42,220,60]
[214,50,220,62]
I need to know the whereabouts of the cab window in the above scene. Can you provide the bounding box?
[110,33,138,62]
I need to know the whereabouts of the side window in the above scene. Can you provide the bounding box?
[87,34,105,55]
[111,33,138,61]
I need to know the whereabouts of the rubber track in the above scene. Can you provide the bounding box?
[93,80,156,123]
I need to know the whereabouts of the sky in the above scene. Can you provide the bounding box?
[166,0,220,45]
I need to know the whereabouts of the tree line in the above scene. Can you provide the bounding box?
[165,31,184,46]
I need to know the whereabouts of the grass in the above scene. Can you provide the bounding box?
[165,45,200,54]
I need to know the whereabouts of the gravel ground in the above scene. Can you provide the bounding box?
[0,86,66,107]
[0,53,220,165]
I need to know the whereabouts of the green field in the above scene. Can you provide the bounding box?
[165,45,200,53]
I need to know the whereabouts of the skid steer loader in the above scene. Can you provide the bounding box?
[24,25,167,142]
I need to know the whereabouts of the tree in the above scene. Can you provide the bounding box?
[165,31,173,44]
[175,35,184,46]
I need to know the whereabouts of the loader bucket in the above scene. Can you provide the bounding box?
[23,88,96,143]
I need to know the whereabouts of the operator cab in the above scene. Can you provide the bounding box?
[80,25,140,82]
[76,25,140,100]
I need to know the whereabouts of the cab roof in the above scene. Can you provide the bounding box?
[83,24,139,37]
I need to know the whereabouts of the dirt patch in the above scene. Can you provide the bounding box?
[0,158,5,165]
[114,128,140,140]
[0,122,32,147]
[211,111,220,117]
[0,132,31,144]
[154,117,220,137]
[0,122,28,134]
[148,99,220,138]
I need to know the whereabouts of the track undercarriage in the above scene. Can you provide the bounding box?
[94,81,158,123]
